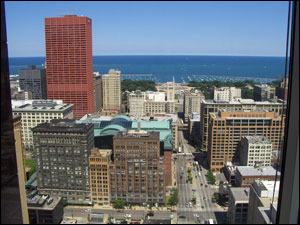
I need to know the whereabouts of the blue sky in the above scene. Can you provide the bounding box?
[5,1,289,57]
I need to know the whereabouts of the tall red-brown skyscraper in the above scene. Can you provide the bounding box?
[45,15,94,119]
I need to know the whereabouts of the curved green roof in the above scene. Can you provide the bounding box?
[112,114,131,121]
[100,124,125,136]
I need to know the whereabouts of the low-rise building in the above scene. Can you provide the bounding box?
[89,149,112,206]
[227,187,250,224]
[247,180,279,224]
[222,162,238,186]
[27,194,63,224]
[235,166,280,187]
[239,136,272,167]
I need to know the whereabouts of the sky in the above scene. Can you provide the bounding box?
[5,1,290,57]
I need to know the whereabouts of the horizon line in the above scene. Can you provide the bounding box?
[9,54,286,58]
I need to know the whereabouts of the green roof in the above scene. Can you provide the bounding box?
[131,121,171,130]
[100,124,125,136]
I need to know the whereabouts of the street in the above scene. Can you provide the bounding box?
[176,130,218,224]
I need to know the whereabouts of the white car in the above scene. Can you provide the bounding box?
[124,214,131,218]
[85,209,91,212]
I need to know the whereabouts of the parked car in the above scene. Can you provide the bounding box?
[171,209,177,212]
[147,211,154,216]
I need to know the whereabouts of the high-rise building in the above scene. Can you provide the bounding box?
[208,109,285,171]
[253,84,276,101]
[183,90,205,123]
[200,99,285,151]
[211,87,241,102]
[93,72,102,113]
[19,65,47,99]
[188,113,201,145]
[32,119,94,204]
[247,180,279,224]
[45,15,94,119]
[12,100,73,150]
[227,187,250,224]
[89,149,111,206]
[102,69,121,112]
[239,136,272,167]
[111,129,165,204]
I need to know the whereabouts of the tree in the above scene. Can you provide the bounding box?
[213,193,219,203]
[192,197,196,205]
[168,189,179,206]
[207,169,216,185]
[113,200,125,209]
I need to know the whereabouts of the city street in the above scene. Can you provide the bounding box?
[176,130,218,224]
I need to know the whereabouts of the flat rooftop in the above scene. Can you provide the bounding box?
[114,129,160,139]
[32,119,93,133]
[90,148,112,158]
[202,99,283,105]
[230,187,250,202]
[27,195,61,210]
[243,136,271,144]
[12,100,73,112]
[237,166,279,177]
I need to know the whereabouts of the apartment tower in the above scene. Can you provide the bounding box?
[45,15,94,119]
[102,69,121,112]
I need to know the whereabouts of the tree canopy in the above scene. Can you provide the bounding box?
[121,79,157,92]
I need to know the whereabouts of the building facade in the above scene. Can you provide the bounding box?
[89,149,111,206]
[111,130,166,204]
[12,100,73,150]
[188,113,201,146]
[227,187,250,224]
[183,90,205,123]
[32,119,94,204]
[45,15,94,119]
[235,166,280,187]
[208,110,285,171]
[275,78,289,101]
[253,84,276,101]
[93,72,102,113]
[200,99,285,151]
[19,65,47,99]
[239,136,272,167]
[102,69,121,112]
[128,91,176,117]
[211,87,241,102]
[247,180,279,224]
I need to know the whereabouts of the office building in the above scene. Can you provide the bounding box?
[227,187,250,224]
[239,136,272,167]
[19,65,47,99]
[12,100,73,150]
[253,84,276,101]
[247,180,280,224]
[32,119,94,204]
[11,89,33,100]
[201,99,285,151]
[102,69,121,112]
[235,166,279,187]
[183,90,205,123]
[276,78,289,101]
[128,90,145,117]
[208,109,285,171]
[27,194,63,224]
[45,15,94,119]
[93,72,102,113]
[111,129,166,204]
[222,162,238,186]
[89,149,112,206]
[211,87,241,102]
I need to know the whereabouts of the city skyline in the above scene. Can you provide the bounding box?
[5,1,289,57]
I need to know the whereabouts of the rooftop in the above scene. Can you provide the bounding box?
[114,129,160,139]
[12,100,73,112]
[90,149,112,158]
[27,194,61,210]
[236,166,279,177]
[230,187,250,202]
[243,136,271,144]
[252,180,280,198]
[32,119,93,133]
[202,98,283,105]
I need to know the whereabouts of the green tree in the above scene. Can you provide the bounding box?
[113,200,125,209]
[25,159,36,177]
[207,169,216,185]
[168,189,179,206]
[213,192,219,203]
[192,197,197,205]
